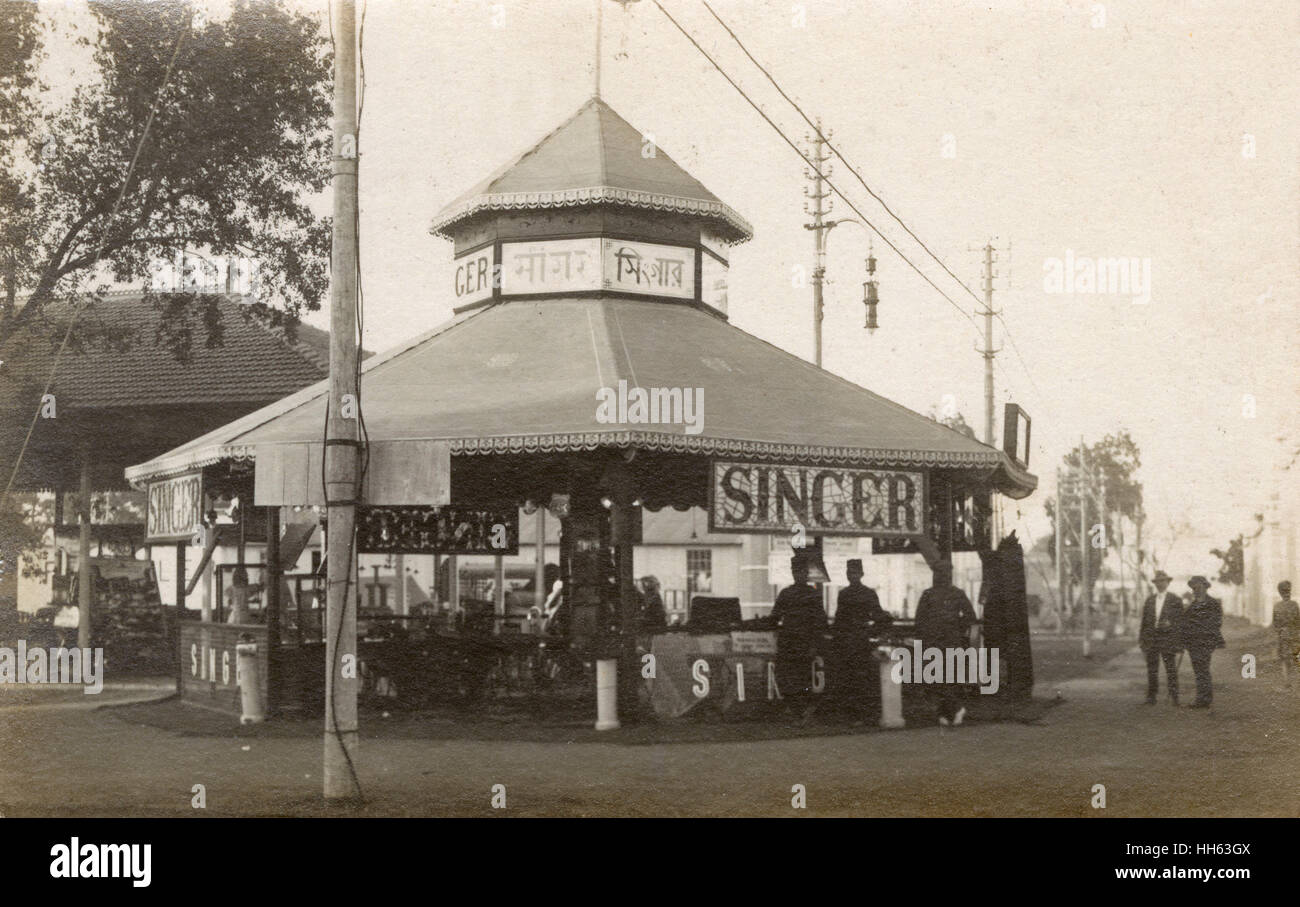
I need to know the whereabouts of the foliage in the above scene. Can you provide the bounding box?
[1044,431,1144,598]
[0,0,332,356]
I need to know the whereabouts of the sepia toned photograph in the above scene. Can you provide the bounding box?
[0,0,1295,869]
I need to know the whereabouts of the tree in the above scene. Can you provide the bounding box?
[1045,431,1144,604]
[0,0,331,352]
[928,407,977,439]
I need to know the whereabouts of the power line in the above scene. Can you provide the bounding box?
[697,0,1043,400]
[2,14,192,507]
[648,0,981,338]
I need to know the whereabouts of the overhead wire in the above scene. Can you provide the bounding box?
[648,0,982,339]
[694,0,1043,400]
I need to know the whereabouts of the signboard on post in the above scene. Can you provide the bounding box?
[145,472,203,542]
[708,460,926,537]
[355,506,519,555]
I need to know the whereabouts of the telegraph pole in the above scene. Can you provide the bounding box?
[804,120,832,368]
[979,243,1000,446]
[1079,442,1091,657]
[1054,467,1065,621]
[324,0,361,802]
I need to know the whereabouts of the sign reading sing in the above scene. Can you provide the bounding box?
[709,460,925,537]
[146,472,203,542]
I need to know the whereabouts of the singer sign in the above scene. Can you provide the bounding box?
[145,472,203,543]
[709,460,925,537]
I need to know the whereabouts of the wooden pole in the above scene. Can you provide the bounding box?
[395,553,406,616]
[534,508,546,610]
[266,506,281,713]
[323,0,361,802]
[77,445,92,649]
[494,554,506,618]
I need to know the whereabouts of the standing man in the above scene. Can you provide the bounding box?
[914,561,978,726]
[833,558,893,723]
[1139,570,1183,705]
[1272,580,1299,688]
[1181,576,1225,708]
[769,552,829,723]
[636,575,667,633]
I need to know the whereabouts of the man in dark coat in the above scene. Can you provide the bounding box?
[914,561,977,726]
[1181,575,1225,707]
[1272,580,1299,688]
[1139,570,1183,705]
[769,553,829,721]
[833,558,893,722]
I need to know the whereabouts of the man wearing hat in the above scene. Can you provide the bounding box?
[1182,576,1225,707]
[832,559,894,722]
[1272,580,1299,688]
[1139,570,1184,705]
[769,551,829,722]
[914,560,978,726]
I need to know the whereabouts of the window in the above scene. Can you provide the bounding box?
[686,549,712,598]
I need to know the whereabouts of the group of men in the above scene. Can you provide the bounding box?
[768,551,977,726]
[1140,572,1300,706]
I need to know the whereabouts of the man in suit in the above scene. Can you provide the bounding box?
[770,552,829,723]
[832,558,893,723]
[914,561,978,726]
[1273,580,1299,688]
[1140,570,1183,705]
[1182,575,1225,708]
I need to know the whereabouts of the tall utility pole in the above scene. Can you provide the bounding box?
[323,0,361,802]
[979,243,1001,447]
[1054,467,1065,620]
[804,119,832,368]
[1079,443,1091,657]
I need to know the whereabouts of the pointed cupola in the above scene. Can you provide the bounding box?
[432,97,750,317]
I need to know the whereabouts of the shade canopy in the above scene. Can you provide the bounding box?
[126,296,1036,499]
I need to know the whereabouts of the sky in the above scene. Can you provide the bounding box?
[32,0,1300,576]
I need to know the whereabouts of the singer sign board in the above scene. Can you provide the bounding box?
[708,459,926,537]
[145,472,204,543]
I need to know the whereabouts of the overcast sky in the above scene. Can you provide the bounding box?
[37,0,1300,575]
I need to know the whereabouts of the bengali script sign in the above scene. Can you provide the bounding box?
[603,238,694,299]
[146,472,203,542]
[495,237,707,301]
[501,238,599,295]
[709,460,926,537]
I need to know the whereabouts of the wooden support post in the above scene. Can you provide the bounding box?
[605,461,639,721]
[534,508,546,611]
[494,554,506,619]
[175,540,186,690]
[77,445,92,649]
[395,553,406,616]
[448,555,460,617]
[266,506,282,714]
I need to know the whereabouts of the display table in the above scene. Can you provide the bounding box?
[646,630,820,718]
[645,631,911,724]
